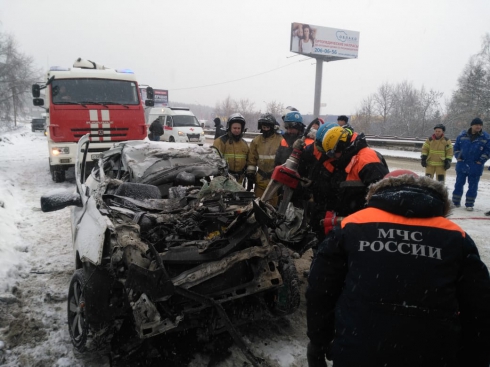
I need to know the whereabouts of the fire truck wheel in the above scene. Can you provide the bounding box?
[51,166,66,183]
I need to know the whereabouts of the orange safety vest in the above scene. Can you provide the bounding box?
[345,147,383,182]
[312,144,335,173]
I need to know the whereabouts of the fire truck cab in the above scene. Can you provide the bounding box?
[32,58,153,182]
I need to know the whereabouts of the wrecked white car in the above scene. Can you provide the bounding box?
[41,135,300,365]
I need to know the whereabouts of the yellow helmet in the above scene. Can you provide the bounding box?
[322,126,352,156]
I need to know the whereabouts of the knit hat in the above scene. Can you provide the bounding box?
[471,117,483,126]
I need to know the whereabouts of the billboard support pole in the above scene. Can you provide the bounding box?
[313,58,323,117]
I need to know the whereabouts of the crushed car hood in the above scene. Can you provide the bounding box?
[105,141,228,185]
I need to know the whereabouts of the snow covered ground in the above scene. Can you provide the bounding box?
[1,123,489,366]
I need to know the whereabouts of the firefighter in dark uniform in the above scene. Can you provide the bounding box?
[213,113,249,183]
[306,170,490,367]
[246,113,283,205]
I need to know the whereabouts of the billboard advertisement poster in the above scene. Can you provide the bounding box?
[290,23,360,61]
[139,87,169,106]
[154,89,168,106]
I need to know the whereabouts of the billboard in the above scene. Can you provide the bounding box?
[290,23,360,61]
[140,87,169,107]
[154,89,168,106]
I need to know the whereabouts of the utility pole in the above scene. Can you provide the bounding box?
[12,86,17,126]
[313,59,323,117]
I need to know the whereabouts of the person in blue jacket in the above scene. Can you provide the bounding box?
[452,117,490,211]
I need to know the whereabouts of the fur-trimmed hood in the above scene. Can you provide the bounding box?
[366,174,451,218]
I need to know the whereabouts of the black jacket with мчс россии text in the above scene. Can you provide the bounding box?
[306,174,490,367]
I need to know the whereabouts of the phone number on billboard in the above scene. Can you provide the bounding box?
[314,48,338,55]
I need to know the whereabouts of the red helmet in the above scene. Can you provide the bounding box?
[384,170,419,179]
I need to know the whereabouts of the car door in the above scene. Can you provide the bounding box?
[71,134,108,266]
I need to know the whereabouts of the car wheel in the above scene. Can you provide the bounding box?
[169,136,175,142]
[267,244,301,316]
[68,269,89,352]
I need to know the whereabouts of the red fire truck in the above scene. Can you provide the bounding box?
[32,58,154,182]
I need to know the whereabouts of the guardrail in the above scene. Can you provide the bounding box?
[204,130,438,152]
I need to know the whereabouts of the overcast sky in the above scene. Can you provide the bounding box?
[1,0,489,116]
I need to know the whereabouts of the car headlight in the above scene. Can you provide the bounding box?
[178,131,185,136]
[52,147,70,155]
[201,131,205,135]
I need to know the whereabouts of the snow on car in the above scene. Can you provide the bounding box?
[40,135,300,365]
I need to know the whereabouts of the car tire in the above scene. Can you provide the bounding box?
[68,269,90,352]
[268,244,301,317]
[169,136,175,142]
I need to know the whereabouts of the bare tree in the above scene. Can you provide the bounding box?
[446,33,490,128]
[373,82,394,135]
[418,87,443,137]
[214,97,261,131]
[353,95,378,134]
[214,95,237,124]
[0,32,40,126]
[264,100,284,122]
[236,98,257,130]
[390,81,420,136]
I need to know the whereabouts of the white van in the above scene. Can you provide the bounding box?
[146,107,205,145]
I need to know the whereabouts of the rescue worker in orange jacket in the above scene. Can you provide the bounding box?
[306,170,490,367]
[274,111,306,167]
[304,117,323,146]
[246,113,283,205]
[320,126,388,217]
[213,113,249,182]
[299,122,341,242]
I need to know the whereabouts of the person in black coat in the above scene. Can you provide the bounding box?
[149,118,164,141]
[213,117,226,139]
[306,170,490,367]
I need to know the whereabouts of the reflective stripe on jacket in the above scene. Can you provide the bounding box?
[247,133,282,183]
[421,135,453,166]
[213,134,249,173]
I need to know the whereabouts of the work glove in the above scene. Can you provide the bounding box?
[292,138,306,150]
[307,342,329,367]
[444,159,451,170]
[322,211,339,235]
[421,156,427,168]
